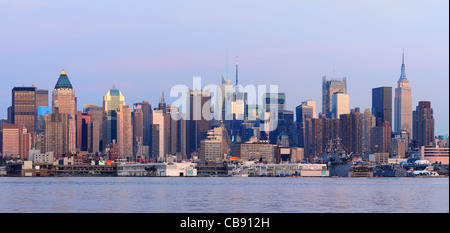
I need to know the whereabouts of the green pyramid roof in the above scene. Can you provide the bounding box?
[55,70,73,89]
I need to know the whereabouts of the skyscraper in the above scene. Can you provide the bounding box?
[12,86,37,133]
[331,92,349,119]
[102,86,125,150]
[360,109,376,157]
[413,101,434,147]
[44,107,70,156]
[117,105,133,159]
[186,89,212,157]
[322,76,347,119]
[264,93,286,111]
[295,101,316,148]
[394,52,412,136]
[52,70,76,153]
[372,86,392,127]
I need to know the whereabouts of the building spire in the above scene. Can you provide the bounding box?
[235,55,239,91]
[399,49,407,80]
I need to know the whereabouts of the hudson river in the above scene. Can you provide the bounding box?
[0,177,448,213]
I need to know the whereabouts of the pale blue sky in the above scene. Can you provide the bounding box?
[0,0,448,134]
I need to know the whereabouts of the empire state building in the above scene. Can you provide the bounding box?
[394,52,412,137]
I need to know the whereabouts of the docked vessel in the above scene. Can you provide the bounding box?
[373,164,407,177]
[348,163,374,177]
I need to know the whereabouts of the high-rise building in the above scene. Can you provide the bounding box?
[331,92,349,119]
[322,76,347,119]
[117,105,133,159]
[133,101,152,146]
[372,121,391,154]
[199,125,231,164]
[413,101,434,147]
[394,52,412,136]
[264,93,286,111]
[152,109,170,159]
[2,123,32,160]
[269,110,294,146]
[84,104,103,153]
[296,101,316,148]
[372,86,392,126]
[12,86,37,133]
[52,70,76,153]
[186,89,212,158]
[102,86,125,150]
[360,109,376,158]
[132,104,144,158]
[44,107,70,156]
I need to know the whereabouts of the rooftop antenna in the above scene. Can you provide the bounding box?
[235,55,239,91]
[226,50,229,79]
[333,57,336,80]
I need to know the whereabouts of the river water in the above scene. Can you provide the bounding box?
[0,177,448,213]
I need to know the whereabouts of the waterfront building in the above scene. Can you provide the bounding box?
[2,123,32,160]
[290,147,304,163]
[331,92,349,119]
[44,108,70,156]
[372,86,392,126]
[52,70,76,153]
[413,101,435,148]
[12,86,37,133]
[117,105,133,159]
[199,125,231,164]
[420,146,449,165]
[322,76,347,119]
[231,140,274,163]
[394,52,412,136]
[27,149,54,163]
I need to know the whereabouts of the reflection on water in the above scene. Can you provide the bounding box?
[0,177,448,213]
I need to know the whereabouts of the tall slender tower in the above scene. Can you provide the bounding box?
[52,70,77,153]
[394,51,412,137]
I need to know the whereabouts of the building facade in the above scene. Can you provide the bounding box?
[372,86,392,126]
[117,105,133,159]
[331,92,349,119]
[52,70,76,153]
[12,86,37,133]
[413,101,434,148]
[322,76,347,119]
[394,52,412,136]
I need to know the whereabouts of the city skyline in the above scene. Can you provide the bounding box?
[0,0,448,135]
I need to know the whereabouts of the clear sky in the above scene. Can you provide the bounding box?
[0,0,448,135]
